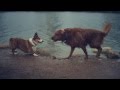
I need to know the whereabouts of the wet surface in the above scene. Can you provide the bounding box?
[0,49,120,79]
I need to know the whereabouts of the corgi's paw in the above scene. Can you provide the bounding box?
[33,53,39,56]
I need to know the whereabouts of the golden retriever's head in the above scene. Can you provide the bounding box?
[51,29,65,42]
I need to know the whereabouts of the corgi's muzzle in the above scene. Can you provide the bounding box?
[38,39,44,43]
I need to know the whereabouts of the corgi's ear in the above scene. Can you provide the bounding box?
[33,32,38,39]
[34,32,38,36]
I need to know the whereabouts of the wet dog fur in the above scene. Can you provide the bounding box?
[51,23,112,59]
[9,32,43,56]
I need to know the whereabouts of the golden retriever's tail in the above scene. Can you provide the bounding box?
[103,23,112,36]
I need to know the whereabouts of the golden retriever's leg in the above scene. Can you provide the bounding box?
[66,47,75,59]
[81,47,88,59]
[96,47,102,58]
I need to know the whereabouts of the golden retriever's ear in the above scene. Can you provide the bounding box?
[60,29,65,34]
[63,29,72,40]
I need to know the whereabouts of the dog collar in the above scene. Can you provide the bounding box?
[29,38,36,46]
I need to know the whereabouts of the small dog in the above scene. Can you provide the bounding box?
[9,32,43,56]
[51,23,112,59]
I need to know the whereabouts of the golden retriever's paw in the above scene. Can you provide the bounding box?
[52,56,57,59]
[84,57,88,60]
[64,57,71,60]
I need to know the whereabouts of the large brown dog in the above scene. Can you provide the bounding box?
[9,32,43,56]
[51,23,112,59]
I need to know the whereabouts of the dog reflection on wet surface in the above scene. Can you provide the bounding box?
[93,47,120,59]
[51,23,112,59]
[9,32,43,56]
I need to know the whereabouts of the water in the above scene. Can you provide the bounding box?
[0,11,120,58]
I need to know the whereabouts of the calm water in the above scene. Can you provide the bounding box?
[0,12,120,58]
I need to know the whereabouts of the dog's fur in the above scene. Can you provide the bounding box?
[51,23,112,59]
[9,32,43,56]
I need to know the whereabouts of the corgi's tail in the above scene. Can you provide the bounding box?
[0,38,14,49]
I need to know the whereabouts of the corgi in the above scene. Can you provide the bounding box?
[9,32,43,56]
